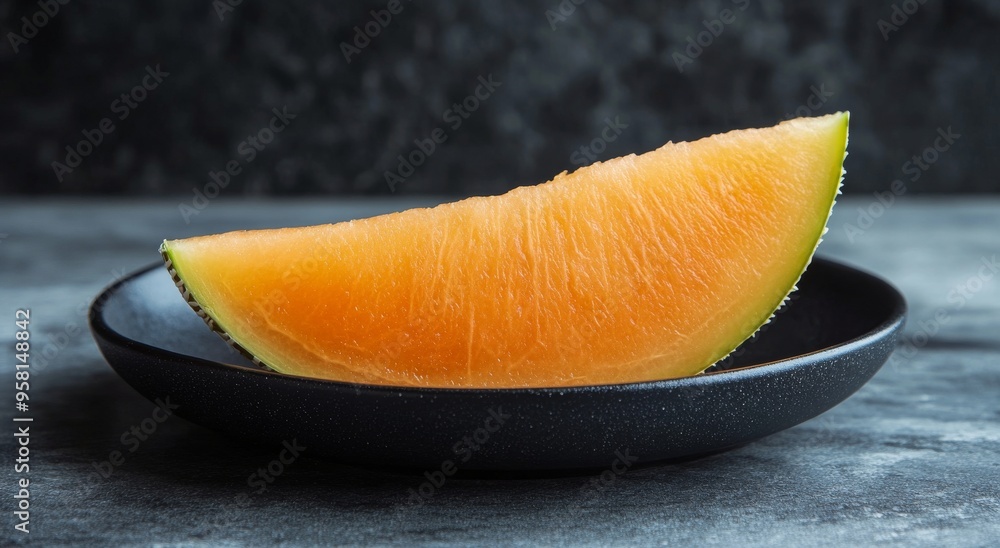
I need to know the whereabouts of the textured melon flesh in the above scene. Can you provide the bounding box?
[162,113,849,388]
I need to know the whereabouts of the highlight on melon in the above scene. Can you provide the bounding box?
[161,113,849,389]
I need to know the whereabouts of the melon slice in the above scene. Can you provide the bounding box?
[162,113,849,388]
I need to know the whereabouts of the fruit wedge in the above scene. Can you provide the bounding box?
[162,113,849,388]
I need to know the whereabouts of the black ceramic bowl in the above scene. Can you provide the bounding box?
[90,257,905,471]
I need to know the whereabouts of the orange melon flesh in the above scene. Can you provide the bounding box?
[162,113,848,388]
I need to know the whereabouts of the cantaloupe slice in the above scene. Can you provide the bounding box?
[162,113,848,388]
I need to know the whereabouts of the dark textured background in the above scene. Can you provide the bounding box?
[1,0,997,196]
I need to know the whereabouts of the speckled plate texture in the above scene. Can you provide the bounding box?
[90,257,905,471]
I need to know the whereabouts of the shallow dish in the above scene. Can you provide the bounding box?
[90,257,905,470]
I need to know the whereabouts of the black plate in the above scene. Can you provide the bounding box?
[90,257,905,471]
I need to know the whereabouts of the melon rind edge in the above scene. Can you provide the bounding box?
[160,242,276,372]
[703,111,850,373]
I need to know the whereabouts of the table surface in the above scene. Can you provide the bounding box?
[1,197,998,546]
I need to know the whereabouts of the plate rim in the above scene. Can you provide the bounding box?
[89,256,907,395]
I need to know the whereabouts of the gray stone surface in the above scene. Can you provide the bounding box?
[1,197,998,546]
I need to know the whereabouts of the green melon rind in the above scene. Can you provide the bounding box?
[160,243,271,370]
[702,111,849,374]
